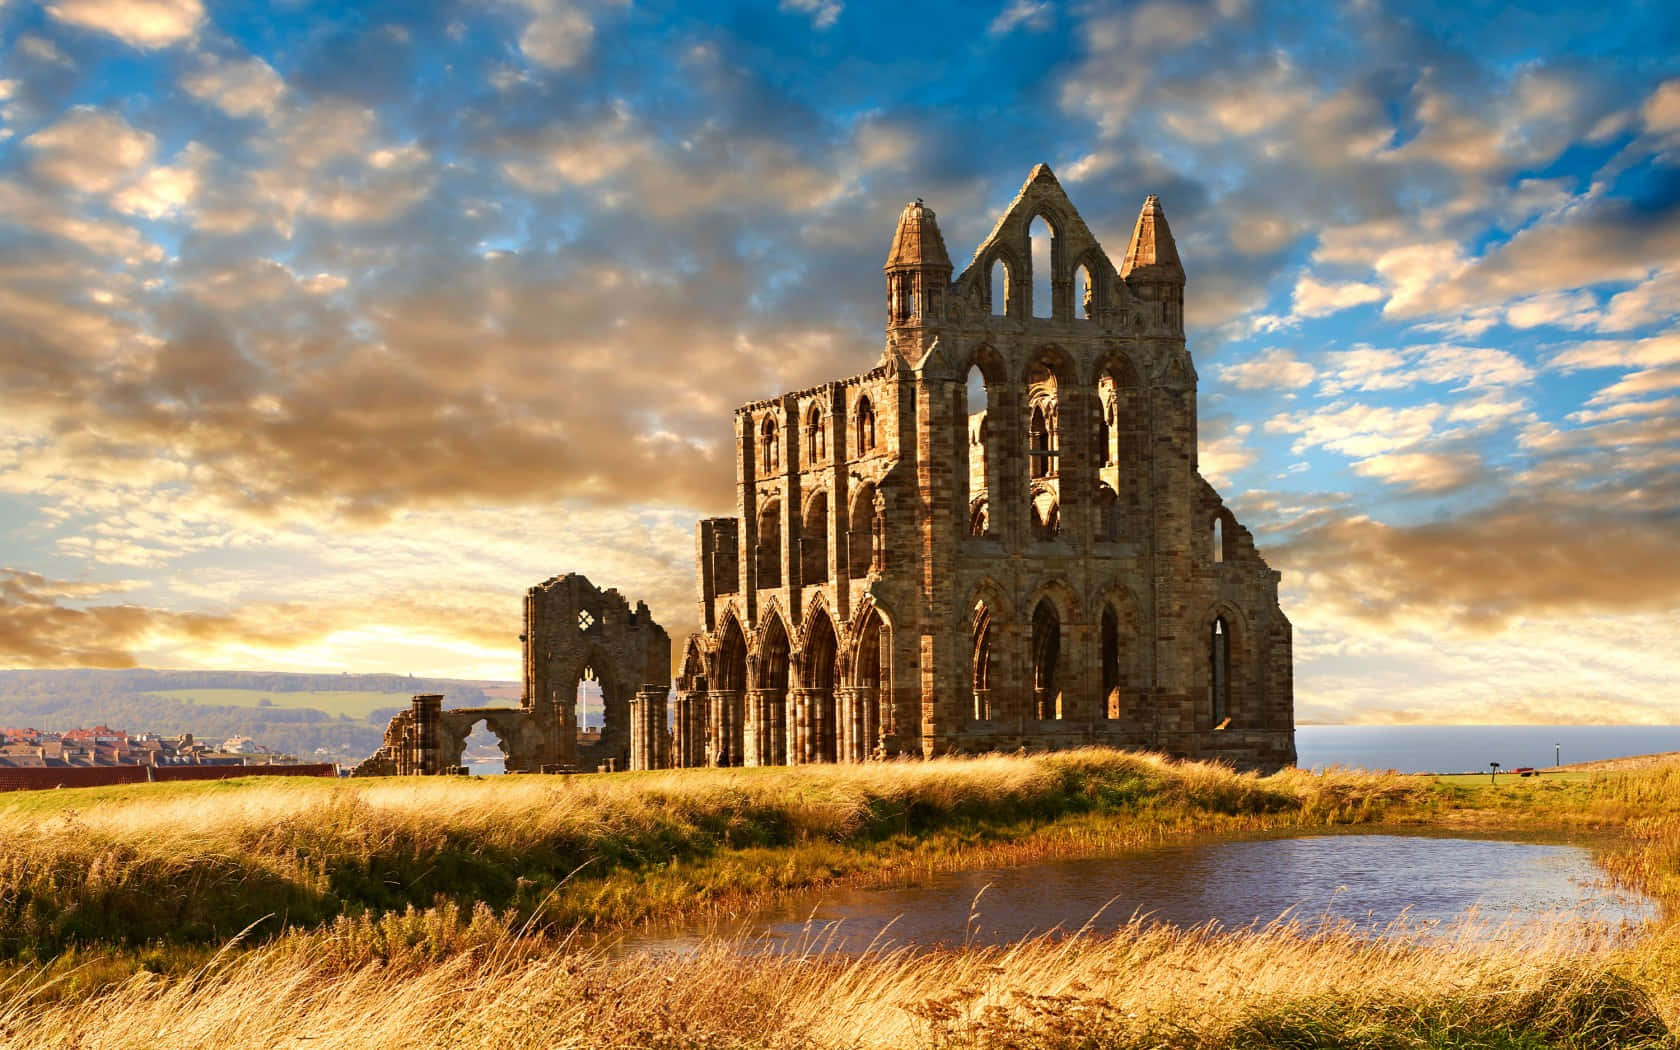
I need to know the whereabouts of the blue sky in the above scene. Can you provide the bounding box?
[1,0,1677,723]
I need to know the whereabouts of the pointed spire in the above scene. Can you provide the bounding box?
[885,199,952,271]
[1120,194,1185,284]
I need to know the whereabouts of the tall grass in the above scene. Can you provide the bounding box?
[0,750,1424,958]
[0,913,1670,1049]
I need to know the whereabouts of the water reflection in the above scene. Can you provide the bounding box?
[615,831,1656,956]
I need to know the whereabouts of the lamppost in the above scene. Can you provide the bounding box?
[1555,742,1561,768]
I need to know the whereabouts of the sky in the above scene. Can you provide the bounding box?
[0,0,1677,725]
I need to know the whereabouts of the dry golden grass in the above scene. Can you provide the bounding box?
[1,913,1673,1049]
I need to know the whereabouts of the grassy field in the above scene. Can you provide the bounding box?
[1,751,1676,1047]
[139,688,417,721]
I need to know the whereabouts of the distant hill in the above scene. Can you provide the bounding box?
[0,669,520,761]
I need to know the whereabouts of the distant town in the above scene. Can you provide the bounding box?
[0,725,305,770]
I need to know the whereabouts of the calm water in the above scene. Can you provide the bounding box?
[1298,724,1680,774]
[615,831,1656,956]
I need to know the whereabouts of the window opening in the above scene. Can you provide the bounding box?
[577,609,594,632]
[1031,598,1061,719]
[990,257,1009,316]
[760,416,779,474]
[971,600,992,721]
[1030,214,1053,318]
[1211,616,1230,725]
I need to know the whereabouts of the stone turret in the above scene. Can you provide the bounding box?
[1121,195,1185,332]
[884,199,952,328]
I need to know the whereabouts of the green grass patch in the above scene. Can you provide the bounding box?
[140,688,417,721]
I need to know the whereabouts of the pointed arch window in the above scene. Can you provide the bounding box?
[857,396,877,454]
[806,406,826,462]
[971,600,992,721]
[760,416,780,474]
[1210,616,1230,726]
[1031,598,1061,720]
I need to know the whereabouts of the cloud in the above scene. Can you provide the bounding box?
[1267,401,1444,458]
[519,2,596,69]
[111,143,209,219]
[23,107,155,194]
[1598,269,1680,332]
[1292,275,1383,319]
[781,0,842,29]
[1198,415,1257,489]
[1350,450,1482,493]
[181,54,286,120]
[1219,347,1316,391]
[989,0,1052,35]
[44,0,202,49]
[1642,78,1680,138]
[1272,503,1680,631]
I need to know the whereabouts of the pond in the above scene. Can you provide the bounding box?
[614,830,1658,955]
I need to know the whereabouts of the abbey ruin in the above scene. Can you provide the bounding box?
[673,165,1295,772]
[361,165,1295,777]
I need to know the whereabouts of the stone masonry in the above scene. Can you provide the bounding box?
[674,165,1295,772]
[354,573,671,774]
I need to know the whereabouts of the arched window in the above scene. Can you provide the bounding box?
[1096,358,1145,543]
[806,406,825,462]
[759,416,779,474]
[1101,605,1121,719]
[1210,616,1230,726]
[971,600,992,721]
[1030,214,1053,318]
[990,256,1010,317]
[801,492,829,583]
[966,364,993,538]
[1075,261,1094,319]
[857,396,876,454]
[1031,491,1059,541]
[1029,405,1050,480]
[1031,598,1061,720]
[756,499,782,589]
[1213,517,1224,564]
[848,483,878,576]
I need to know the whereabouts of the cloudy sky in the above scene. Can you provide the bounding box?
[1,0,1677,724]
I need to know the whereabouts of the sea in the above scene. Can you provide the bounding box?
[1296,724,1680,775]
[465,725,1680,776]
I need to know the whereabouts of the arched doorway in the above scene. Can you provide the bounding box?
[801,610,839,763]
[844,607,888,760]
[713,616,748,766]
[752,615,791,766]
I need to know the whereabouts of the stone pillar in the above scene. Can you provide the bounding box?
[834,686,857,762]
[708,689,743,766]
[747,688,782,766]
[857,686,881,760]
[814,689,834,763]
[630,686,669,771]
[673,690,704,767]
[789,688,813,763]
[405,694,444,775]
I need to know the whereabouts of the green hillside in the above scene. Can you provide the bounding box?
[141,688,421,722]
